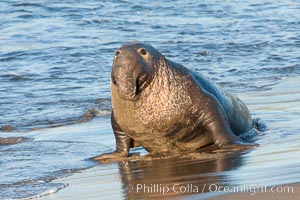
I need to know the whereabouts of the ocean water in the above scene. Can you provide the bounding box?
[0,0,300,199]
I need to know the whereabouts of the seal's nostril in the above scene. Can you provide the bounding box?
[115,50,121,57]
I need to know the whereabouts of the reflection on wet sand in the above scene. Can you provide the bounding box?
[118,152,244,199]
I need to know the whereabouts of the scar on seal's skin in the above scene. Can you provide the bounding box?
[94,42,258,162]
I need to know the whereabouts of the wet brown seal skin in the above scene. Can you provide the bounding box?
[94,42,257,161]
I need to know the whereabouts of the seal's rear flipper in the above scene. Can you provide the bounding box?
[197,140,258,154]
[217,139,259,152]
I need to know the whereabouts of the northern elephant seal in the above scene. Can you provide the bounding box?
[95,42,257,161]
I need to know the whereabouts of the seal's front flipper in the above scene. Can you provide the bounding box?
[93,129,133,162]
[93,113,134,162]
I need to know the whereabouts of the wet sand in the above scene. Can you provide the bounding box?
[36,77,300,199]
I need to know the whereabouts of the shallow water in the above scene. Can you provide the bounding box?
[1,0,300,199]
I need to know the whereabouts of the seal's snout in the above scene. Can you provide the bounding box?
[112,45,151,101]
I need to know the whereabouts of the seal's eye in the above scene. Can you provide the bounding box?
[115,50,121,57]
[139,48,147,56]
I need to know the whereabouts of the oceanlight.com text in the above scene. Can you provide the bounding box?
[124,183,294,196]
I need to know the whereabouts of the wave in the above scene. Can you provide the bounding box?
[0,139,108,200]
[0,182,68,200]
[260,65,300,75]
[0,74,29,81]
[0,107,111,133]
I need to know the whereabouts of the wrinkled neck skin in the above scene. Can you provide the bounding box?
[111,54,194,132]
[153,56,193,100]
[149,56,183,98]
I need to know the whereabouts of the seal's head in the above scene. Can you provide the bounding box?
[111,42,160,100]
